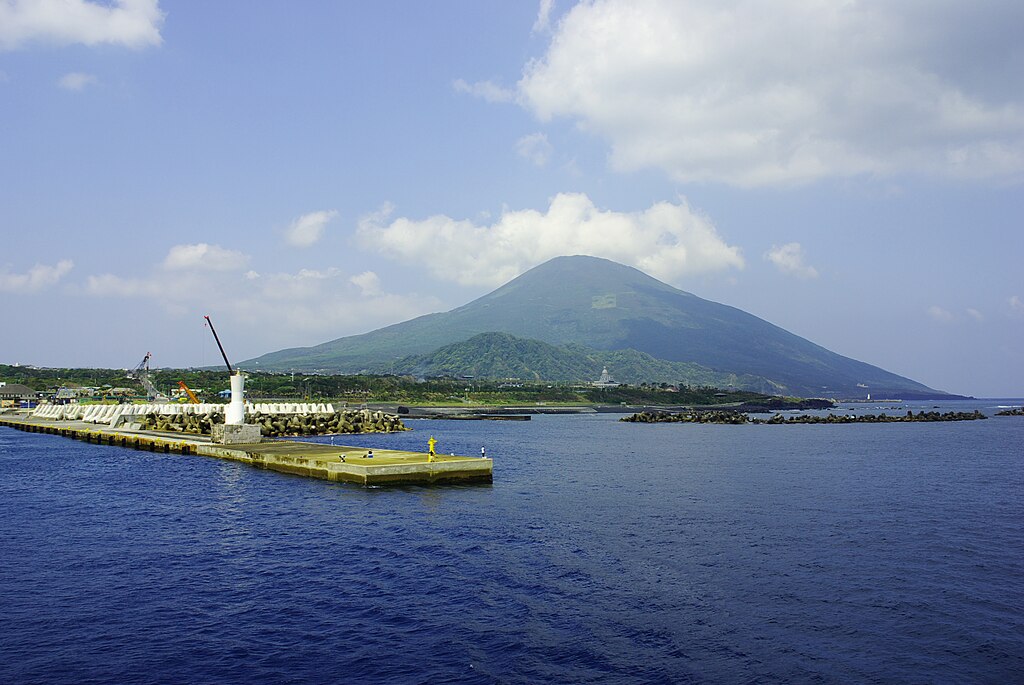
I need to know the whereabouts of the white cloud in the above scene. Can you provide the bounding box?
[357,192,743,287]
[516,0,1024,185]
[83,260,439,343]
[58,71,97,91]
[162,243,249,272]
[452,78,516,104]
[764,243,818,279]
[205,268,438,340]
[928,305,955,323]
[0,0,164,51]
[533,0,555,33]
[0,259,73,292]
[78,235,437,345]
[966,308,984,322]
[248,268,343,301]
[1010,295,1024,314]
[516,132,553,166]
[350,271,381,297]
[85,272,163,298]
[285,209,338,248]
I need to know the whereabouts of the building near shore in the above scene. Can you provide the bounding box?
[592,367,620,388]
[0,382,37,408]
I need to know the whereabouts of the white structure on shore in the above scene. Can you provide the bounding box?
[225,373,246,425]
[592,367,620,388]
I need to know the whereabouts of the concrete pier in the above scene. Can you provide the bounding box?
[0,413,492,487]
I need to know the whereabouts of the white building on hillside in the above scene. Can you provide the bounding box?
[592,367,620,388]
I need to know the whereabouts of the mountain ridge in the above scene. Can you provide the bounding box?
[382,331,783,392]
[243,255,948,398]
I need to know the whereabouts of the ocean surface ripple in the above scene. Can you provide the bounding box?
[1,401,1022,683]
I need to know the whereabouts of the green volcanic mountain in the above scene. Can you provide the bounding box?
[243,255,947,398]
[383,331,778,391]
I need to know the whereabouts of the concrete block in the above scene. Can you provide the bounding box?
[212,423,262,445]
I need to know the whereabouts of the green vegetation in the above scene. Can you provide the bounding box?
[1,365,135,393]
[383,332,781,392]
[0,363,781,407]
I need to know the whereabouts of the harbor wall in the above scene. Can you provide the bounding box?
[0,413,491,486]
[31,403,408,437]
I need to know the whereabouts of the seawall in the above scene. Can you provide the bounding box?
[0,412,492,487]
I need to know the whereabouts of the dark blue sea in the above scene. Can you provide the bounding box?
[2,400,1022,684]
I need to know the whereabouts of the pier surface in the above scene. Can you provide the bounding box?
[0,413,492,486]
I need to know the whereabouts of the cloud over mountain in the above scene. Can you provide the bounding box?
[357,192,744,287]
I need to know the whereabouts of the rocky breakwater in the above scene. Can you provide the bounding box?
[621,410,749,424]
[247,407,409,437]
[622,409,987,425]
[995,407,1024,416]
[140,407,409,437]
[754,409,986,424]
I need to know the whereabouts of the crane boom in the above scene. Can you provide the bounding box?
[129,352,168,402]
[204,315,234,374]
[178,380,199,404]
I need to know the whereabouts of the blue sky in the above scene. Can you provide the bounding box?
[1,0,1022,397]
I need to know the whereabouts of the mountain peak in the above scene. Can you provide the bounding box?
[243,255,944,398]
[470,254,683,312]
[503,254,674,288]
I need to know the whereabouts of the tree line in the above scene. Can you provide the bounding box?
[0,364,774,407]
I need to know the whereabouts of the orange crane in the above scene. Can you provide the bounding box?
[178,380,200,404]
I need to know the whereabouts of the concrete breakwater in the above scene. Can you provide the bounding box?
[0,413,490,486]
[31,402,408,437]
